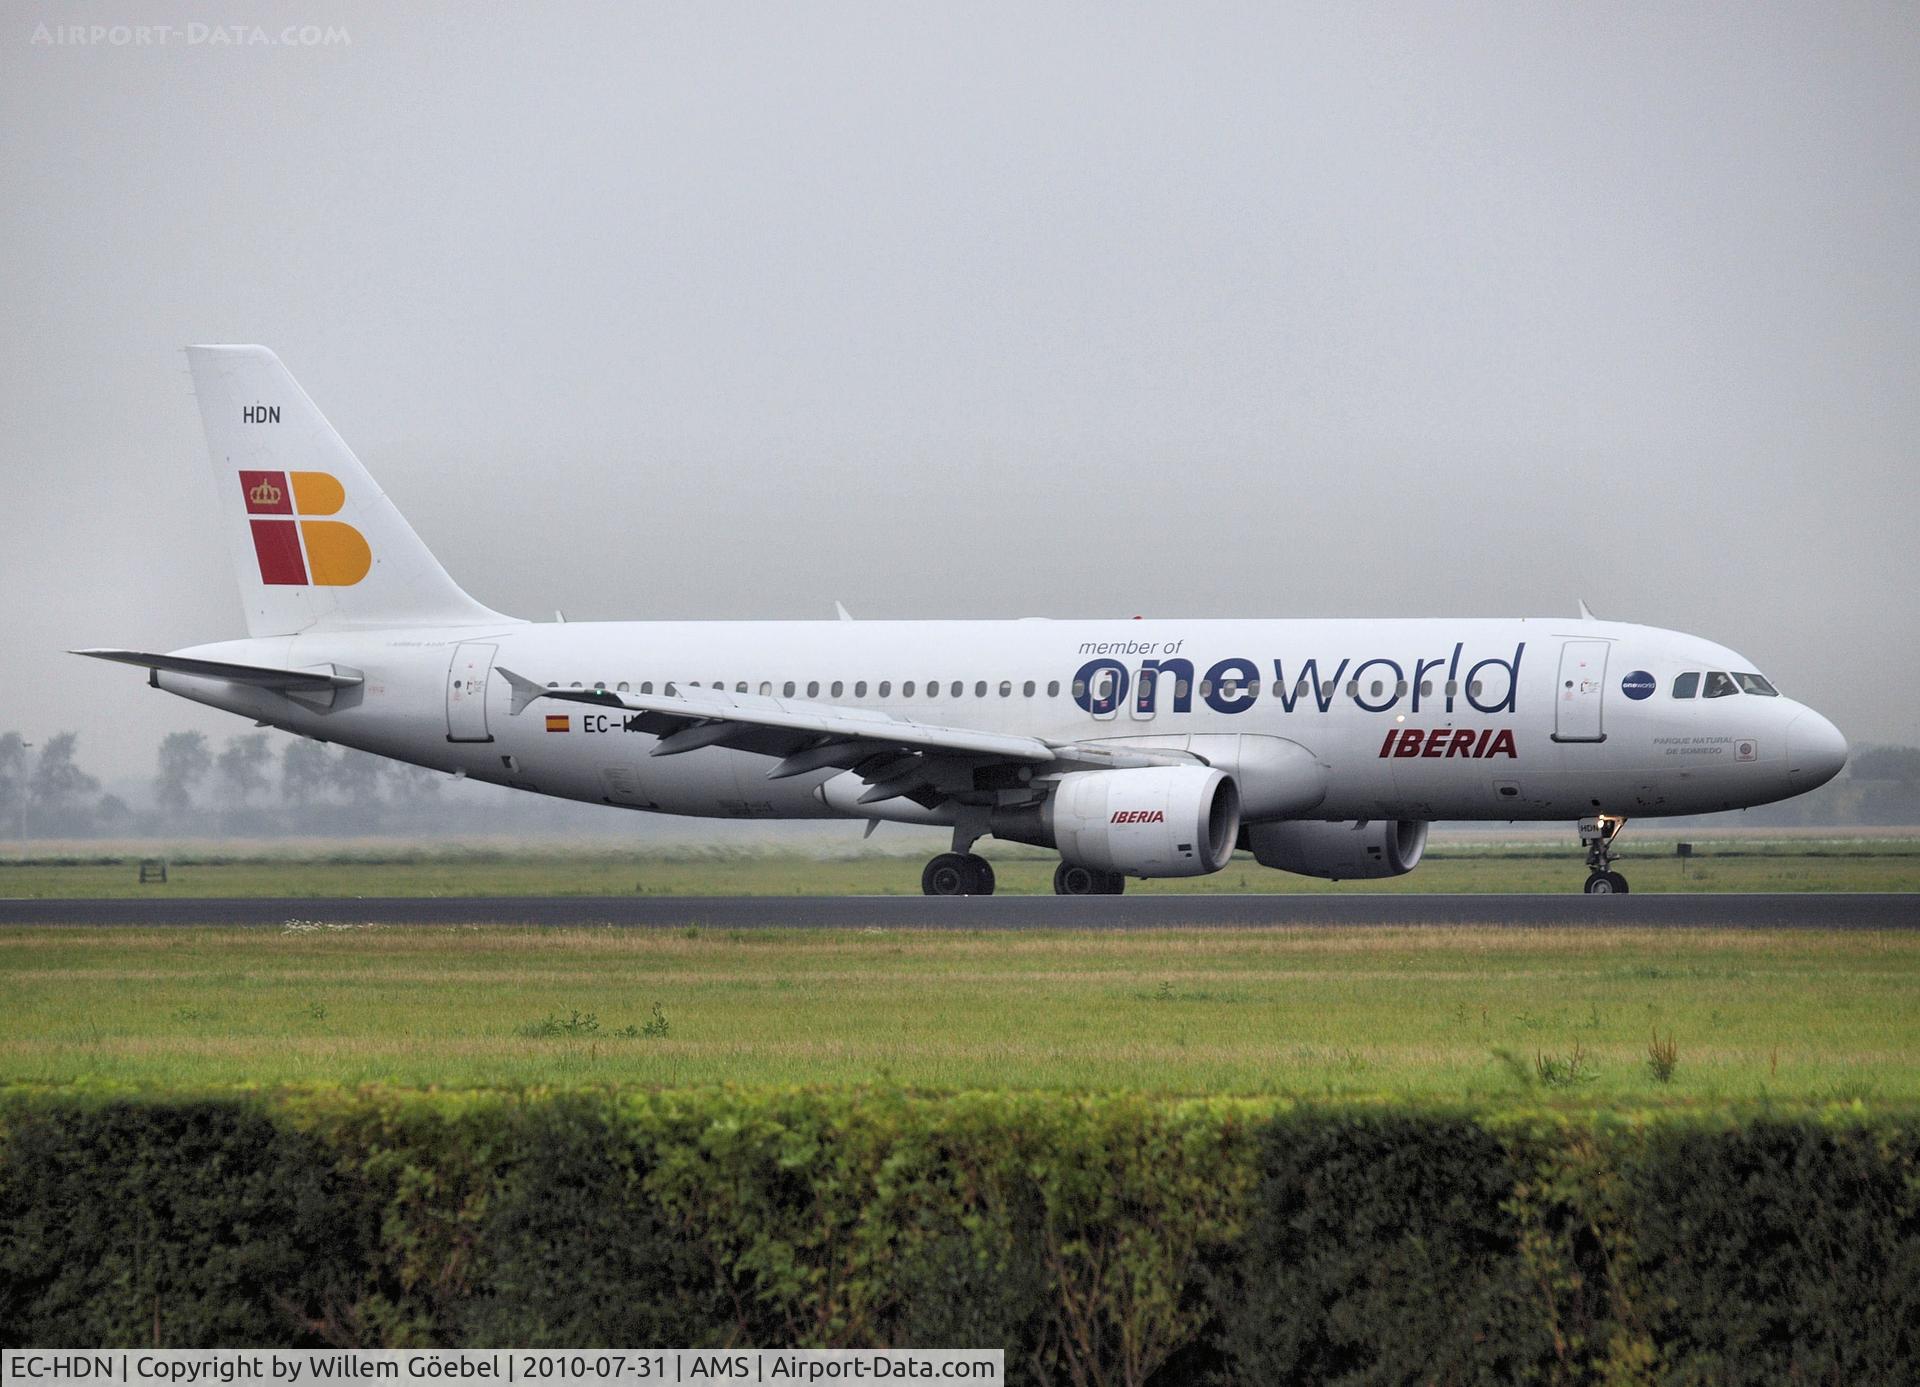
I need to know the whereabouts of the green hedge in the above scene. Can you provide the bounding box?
[2,1091,1916,1385]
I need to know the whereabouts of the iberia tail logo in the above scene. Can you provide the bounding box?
[239,471,371,586]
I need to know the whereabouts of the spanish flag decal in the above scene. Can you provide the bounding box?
[545,714,570,733]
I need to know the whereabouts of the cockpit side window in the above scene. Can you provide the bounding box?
[1735,672,1779,696]
[1672,672,1700,699]
[1703,671,1738,698]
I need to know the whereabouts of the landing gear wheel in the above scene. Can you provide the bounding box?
[923,852,994,896]
[1054,862,1099,896]
[1053,863,1127,896]
[1575,816,1630,894]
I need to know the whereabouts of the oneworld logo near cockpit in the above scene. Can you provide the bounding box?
[1070,641,1525,717]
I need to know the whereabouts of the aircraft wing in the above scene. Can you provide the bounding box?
[71,648,363,692]
[493,665,1193,807]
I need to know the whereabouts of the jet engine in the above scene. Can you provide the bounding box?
[1244,819,1429,880]
[993,766,1240,878]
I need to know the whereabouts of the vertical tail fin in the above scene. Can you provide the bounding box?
[186,345,515,636]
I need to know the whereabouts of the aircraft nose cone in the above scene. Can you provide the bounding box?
[1787,710,1849,790]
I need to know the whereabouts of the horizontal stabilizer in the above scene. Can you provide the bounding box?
[71,648,362,692]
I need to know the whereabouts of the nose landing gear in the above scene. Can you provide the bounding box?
[1579,815,1629,894]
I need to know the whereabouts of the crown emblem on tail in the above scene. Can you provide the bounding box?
[249,479,282,505]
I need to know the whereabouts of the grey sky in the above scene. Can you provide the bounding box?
[3,2,1916,780]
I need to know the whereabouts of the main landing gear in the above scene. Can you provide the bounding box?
[1053,861,1126,896]
[921,852,995,896]
[1579,815,1629,894]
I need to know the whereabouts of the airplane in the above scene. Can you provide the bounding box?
[77,346,1850,896]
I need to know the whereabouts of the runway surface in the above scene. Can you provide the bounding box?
[1,893,1915,928]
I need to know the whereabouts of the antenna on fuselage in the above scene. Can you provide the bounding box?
[1577,598,1599,620]
[835,601,855,622]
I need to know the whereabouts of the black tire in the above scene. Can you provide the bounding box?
[1604,870,1629,894]
[965,856,996,896]
[1583,872,1619,895]
[922,853,972,896]
[1098,869,1127,895]
[1054,861,1101,896]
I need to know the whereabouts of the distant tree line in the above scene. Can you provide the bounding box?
[2,727,1919,839]
[0,728,468,839]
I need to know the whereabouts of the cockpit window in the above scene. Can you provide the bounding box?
[1735,672,1779,697]
[1672,672,1699,699]
[1703,671,1738,698]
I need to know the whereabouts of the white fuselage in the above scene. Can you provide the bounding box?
[156,615,1848,827]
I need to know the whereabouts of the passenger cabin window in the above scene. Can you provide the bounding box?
[950,680,963,697]
[1000,680,1012,697]
[759,681,773,696]
[1048,680,1061,697]
[829,681,842,697]
[854,681,867,697]
[878,681,892,697]
[782,681,795,697]
[1736,672,1779,696]
[1703,671,1738,698]
[975,680,987,697]
[1672,672,1699,699]
[617,682,629,692]
[1023,680,1036,697]
[807,681,819,697]
[903,681,916,697]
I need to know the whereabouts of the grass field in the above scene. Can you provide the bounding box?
[3,923,1916,1102]
[4,837,1920,896]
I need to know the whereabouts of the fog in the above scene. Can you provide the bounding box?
[4,2,1916,803]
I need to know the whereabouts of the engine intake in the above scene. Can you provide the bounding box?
[993,766,1240,878]
[1245,819,1429,880]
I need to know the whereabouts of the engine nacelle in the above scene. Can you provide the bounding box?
[1245,819,1429,880]
[993,766,1240,878]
